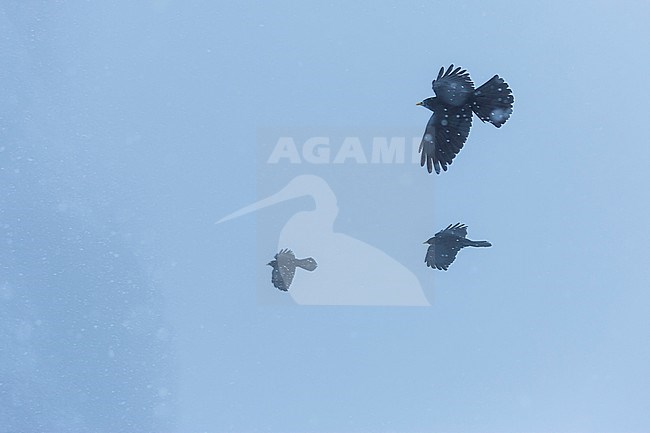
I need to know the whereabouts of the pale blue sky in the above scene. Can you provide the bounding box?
[1,1,649,432]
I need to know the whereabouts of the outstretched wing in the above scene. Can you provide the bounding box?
[275,250,296,289]
[436,223,468,238]
[274,248,294,260]
[425,240,462,271]
[433,65,475,107]
[270,264,289,291]
[419,104,473,174]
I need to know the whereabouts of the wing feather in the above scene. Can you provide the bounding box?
[425,240,462,271]
[419,104,473,174]
[433,64,475,106]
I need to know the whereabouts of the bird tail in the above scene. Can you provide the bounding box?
[471,75,514,128]
[467,240,492,248]
[296,258,318,271]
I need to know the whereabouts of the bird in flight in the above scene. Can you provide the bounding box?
[417,65,514,174]
[267,249,318,291]
[424,223,492,271]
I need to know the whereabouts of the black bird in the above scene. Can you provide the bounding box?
[267,249,318,291]
[417,65,514,174]
[424,223,491,270]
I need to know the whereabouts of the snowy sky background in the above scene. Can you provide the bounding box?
[1,1,650,432]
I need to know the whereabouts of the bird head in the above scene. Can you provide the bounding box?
[266,261,275,267]
[423,237,436,245]
[416,97,436,111]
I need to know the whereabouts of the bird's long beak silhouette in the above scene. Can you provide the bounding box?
[217,176,330,224]
[416,101,423,106]
[216,187,294,224]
